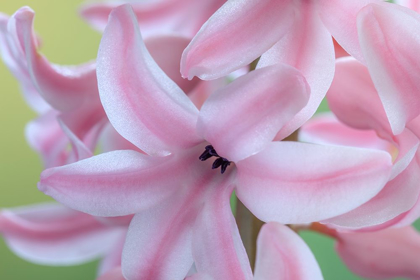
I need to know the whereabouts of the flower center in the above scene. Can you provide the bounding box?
[199,145,231,174]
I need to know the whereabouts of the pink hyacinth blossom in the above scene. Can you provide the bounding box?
[357,2,420,135]
[181,0,381,139]
[336,226,420,280]
[299,58,420,230]
[79,0,226,38]
[0,203,128,275]
[38,5,393,279]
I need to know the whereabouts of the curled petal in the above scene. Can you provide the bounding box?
[254,222,323,280]
[197,64,309,162]
[327,58,392,136]
[38,150,186,216]
[0,203,124,265]
[358,3,420,134]
[317,0,380,62]
[336,226,420,279]
[258,0,335,139]
[97,4,201,156]
[181,0,295,80]
[192,183,252,280]
[12,7,98,111]
[236,142,392,224]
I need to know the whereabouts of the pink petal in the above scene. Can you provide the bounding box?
[254,222,322,280]
[96,267,125,280]
[336,226,420,279]
[25,110,70,168]
[357,3,420,135]
[180,0,296,80]
[236,142,392,224]
[298,113,391,151]
[98,233,126,276]
[257,0,335,139]
[122,189,199,280]
[327,57,392,136]
[38,150,186,216]
[325,155,420,229]
[79,0,225,38]
[57,117,93,162]
[97,4,201,156]
[317,0,380,62]
[192,182,252,280]
[0,203,124,265]
[99,123,142,153]
[12,7,98,112]
[197,64,309,162]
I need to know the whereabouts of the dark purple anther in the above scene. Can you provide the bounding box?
[199,145,231,174]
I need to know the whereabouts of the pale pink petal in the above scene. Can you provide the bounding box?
[38,150,187,216]
[258,0,335,139]
[12,7,98,112]
[192,182,252,280]
[327,58,392,136]
[197,64,309,162]
[97,267,125,280]
[336,227,420,279]
[254,222,323,280]
[325,156,420,229]
[0,203,124,265]
[25,110,69,168]
[99,123,141,153]
[186,273,213,280]
[80,0,225,38]
[122,189,199,280]
[317,0,380,62]
[358,3,420,135]
[180,0,296,80]
[392,193,420,228]
[298,113,391,151]
[97,4,201,156]
[236,142,392,224]
[98,233,126,276]
[57,117,93,162]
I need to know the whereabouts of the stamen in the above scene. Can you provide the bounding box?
[199,145,231,174]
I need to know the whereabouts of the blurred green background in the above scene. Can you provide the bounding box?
[0,0,416,279]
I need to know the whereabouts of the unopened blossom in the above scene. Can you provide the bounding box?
[181,0,382,139]
[298,58,420,230]
[38,5,393,280]
[79,0,225,38]
[0,203,128,275]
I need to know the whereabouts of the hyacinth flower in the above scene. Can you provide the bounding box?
[79,0,225,38]
[98,222,324,280]
[37,5,394,279]
[298,58,420,230]
[308,222,420,280]
[180,0,384,140]
[0,6,227,168]
[0,203,129,276]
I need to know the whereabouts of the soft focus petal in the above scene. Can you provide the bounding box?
[336,227,420,279]
[97,4,201,156]
[192,182,252,280]
[0,203,124,265]
[57,117,93,162]
[122,189,199,280]
[97,267,125,280]
[317,0,380,62]
[298,114,391,151]
[358,3,420,135]
[25,110,69,168]
[327,58,392,136]
[98,233,126,276]
[197,64,309,162]
[236,142,392,224]
[325,156,420,229]
[12,7,98,111]
[38,150,186,216]
[258,0,335,139]
[254,222,323,280]
[181,0,295,80]
[99,123,141,153]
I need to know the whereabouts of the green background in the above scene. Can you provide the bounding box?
[0,0,416,279]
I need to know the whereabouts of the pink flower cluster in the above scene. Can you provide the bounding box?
[1,0,420,279]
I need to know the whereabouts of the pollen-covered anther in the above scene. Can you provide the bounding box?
[199,145,231,174]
